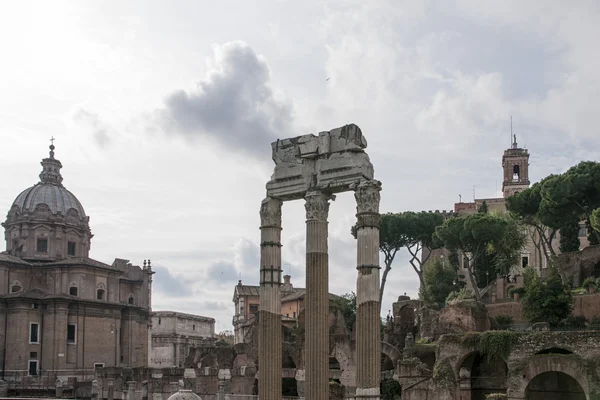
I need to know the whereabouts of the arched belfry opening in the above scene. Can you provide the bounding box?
[258,124,382,399]
[513,164,520,181]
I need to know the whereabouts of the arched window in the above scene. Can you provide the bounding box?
[513,165,520,181]
[69,286,78,296]
[128,295,134,305]
[11,281,22,293]
[96,284,106,301]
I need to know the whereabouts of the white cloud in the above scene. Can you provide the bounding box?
[1,1,599,330]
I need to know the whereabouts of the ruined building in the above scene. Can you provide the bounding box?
[388,294,600,400]
[0,144,152,380]
[149,311,216,367]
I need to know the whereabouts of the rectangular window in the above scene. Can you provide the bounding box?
[249,304,258,315]
[522,256,529,269]
[30,352,37,358]
[67,241,76,256]
[67,324,76,344]
[36,238,48,253]
[29,323,39,344]
[94,363,105,369]
[28,360,38,376]
[579,225,587,237]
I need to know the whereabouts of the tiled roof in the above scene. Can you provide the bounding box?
[234,284,341,303]
[35,257,117,270]
[282,290,341,302]
[0,252,31,266]
[235,285,260,297]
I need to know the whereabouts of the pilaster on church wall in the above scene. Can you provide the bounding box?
[5,301,41,371]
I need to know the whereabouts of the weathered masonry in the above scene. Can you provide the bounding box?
[259,124,382,400]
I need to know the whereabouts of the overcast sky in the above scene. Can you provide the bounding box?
[1,1,599,332]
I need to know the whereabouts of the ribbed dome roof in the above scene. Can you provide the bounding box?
[9,144,86,218]
[13,183,86,217]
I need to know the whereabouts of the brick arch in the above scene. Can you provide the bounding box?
[509,355,590,399]
[381,341,401,366]
[524,341,582,358]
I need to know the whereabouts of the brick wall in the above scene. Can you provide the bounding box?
[487,292,600,323]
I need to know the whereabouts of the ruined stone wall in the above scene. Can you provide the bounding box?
[486,301,526,322]
[487,292,600,323]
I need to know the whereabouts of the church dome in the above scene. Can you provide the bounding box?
[3,143,92,261]
[12,183,86,218]
[8,144,86,218]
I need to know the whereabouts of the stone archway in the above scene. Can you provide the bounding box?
[381,341,401,367]
[509,355,590,400]
[458,352,508,400]
[525,371,586,400]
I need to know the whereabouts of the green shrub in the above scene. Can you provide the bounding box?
[507,287,525,297]
[446,288,475,302]
[562,315,587,329]
[582,277,597,290]
[572,287,586,295]
[380,378,401,400]
[494,315,513,330]
[521,267,573,327]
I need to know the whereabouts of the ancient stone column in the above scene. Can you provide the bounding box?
[304,191,334,400]
[354,180,382,400]
[258,197,283,400]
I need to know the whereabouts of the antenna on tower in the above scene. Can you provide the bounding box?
[459,194,462,203]
[510,116,513,147]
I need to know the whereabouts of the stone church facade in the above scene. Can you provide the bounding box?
[0,144,152,381]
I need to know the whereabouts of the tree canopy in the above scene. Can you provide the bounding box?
[592,208,600,233]
[352,211,445,307]
[435,213,526,300]
[519,267,573,327]
[420,258,458,306]
[335,292,356,333]
[539,161,600,244]
[507,161,600,265]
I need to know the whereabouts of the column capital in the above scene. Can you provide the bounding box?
[260,197,282,227]
[353,179,381,215]
[304,191,335,221]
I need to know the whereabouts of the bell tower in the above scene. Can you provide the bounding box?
[502,134,530,198]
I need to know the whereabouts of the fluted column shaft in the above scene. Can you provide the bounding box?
[354,180,382,400]
[258,197,283,400]
[305,191,334,400]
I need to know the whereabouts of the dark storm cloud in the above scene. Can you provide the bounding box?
[158,41,294,158]
[152,265,193,298]
[72,108,112,148]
